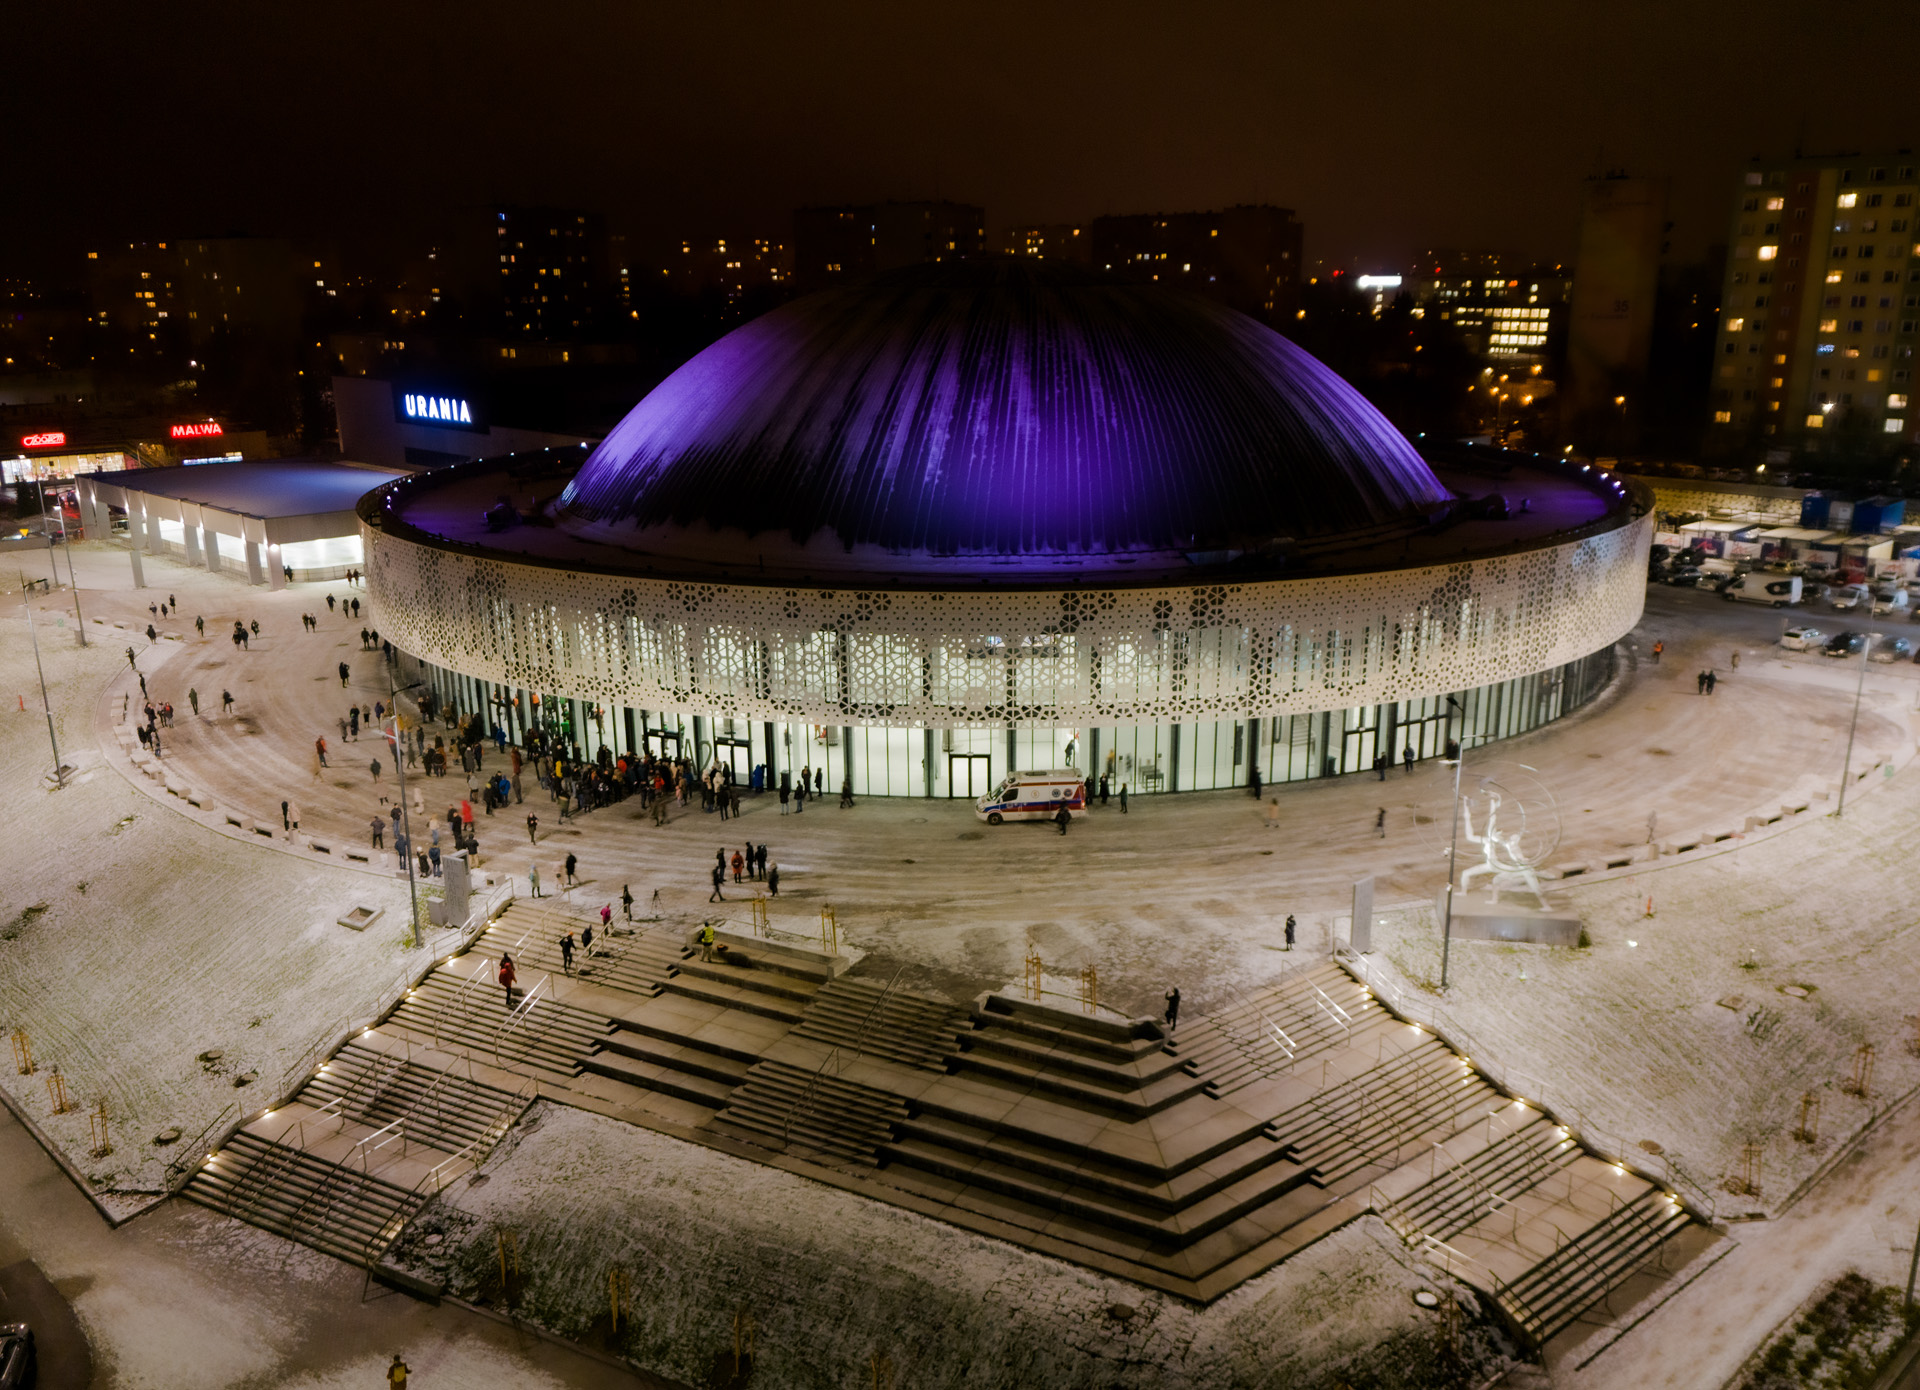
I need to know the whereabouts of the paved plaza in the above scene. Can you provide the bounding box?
[5,543,1920,1385]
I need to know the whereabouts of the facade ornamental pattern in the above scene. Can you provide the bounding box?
[363,515,1650,728]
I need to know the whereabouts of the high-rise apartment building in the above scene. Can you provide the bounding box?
[1001,224,1092,262]
[484,206,607,336]
[672,237,792,302]
[1566,175,1669,424]
[792,202,986,292]
[1709,153,1920,446]
[1089,206,1302,325]
[88,238,300,350]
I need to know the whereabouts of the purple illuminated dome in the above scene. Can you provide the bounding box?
[559,260,1452,575]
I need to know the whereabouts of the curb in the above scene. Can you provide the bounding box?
[0,1073,156,1230]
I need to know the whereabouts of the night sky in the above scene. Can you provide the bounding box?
[12,0,1914,274]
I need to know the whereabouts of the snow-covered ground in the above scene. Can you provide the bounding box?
[1361,763,1920,1213]
[394,1102,1507,1390]
[0,604,427,1200]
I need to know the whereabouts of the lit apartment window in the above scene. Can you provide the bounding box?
[1767,197,1785,211]
[1758,245,1778,260]
[1821,319,1839,332]
[1806,413,1826,427]
[1726,318,1745,331]
[1838,193,1859,208]
[1886,418,1905,432]
[1891,394,1910,409]
[1714,410,1733,423]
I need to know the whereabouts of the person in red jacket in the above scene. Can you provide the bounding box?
[498,953,517,1009]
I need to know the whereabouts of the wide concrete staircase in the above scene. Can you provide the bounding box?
[182,1040,533,1268]
[184,1128,424,1264]
[1168,964,1396,1096]
[1497,1189,1690,1346]
[711,1059,910,1166]
[384,962,609,1079]
[792,977,970,1069]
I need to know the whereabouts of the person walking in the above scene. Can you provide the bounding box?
[1403,744,1415,775]
[387,1354,410,1389]
[1099,774,1110,806]
[528,863,542,899]
[326,593,336,612]
[699,920,717,961]
[315,736,329,767]
[1375,807,1387,838]
[621,884,634,920]
[338,660,351,688]
[194,615,205,638]
[840,777,854,809]
[1055,803,1070,835]
[1249,764,1262,799]
[1695,670,1707,695]
[1284,915,1296,951]
[1265,797,1281,829]
[1118,783,1129,815]
[371,816,384,849]
[187,687,199,716]
[222,689,233,714]
[779,774,790,814]
[564,852,578,886]
[498,953,517,1008]
[1651,639,1663,663]
[126,645,137,671]
[755,844,768,880]
[526,811,538,843]
[709,863,725,902]
[731,850,745,883]
[1163,986,1181,1034]
[370,757,382,782]
[1373,752,1387,781]
[1706,669,1718,695]
[286,800,301,835]
[598,902,612,933]
[560,933,575,974]
[767,862,780,897]
[428,843,441,877]
[282,799,291,832]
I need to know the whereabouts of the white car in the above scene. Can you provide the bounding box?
[1779,626,1826,651]
[1829,585,1870,611]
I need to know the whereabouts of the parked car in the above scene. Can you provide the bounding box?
[1664,567,1707,587]
[1871,586,1911,617]
[1722,574,1802,607]
[1824,631,1867,657]
[1829,584,1871,611]
[1870,636,1913,663]
[1779,626,1826,651]
[0,1323,33,1390]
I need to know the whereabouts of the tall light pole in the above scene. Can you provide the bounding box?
[49,484,85,646]
[1440,695,1465,991]
[387,671,427,948]
[20,571,66,788]
[1836,630,1877,817]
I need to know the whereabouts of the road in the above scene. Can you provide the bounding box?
[0,1104,679,1389]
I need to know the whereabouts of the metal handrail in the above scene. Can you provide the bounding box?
[491,973,551,1065]
[1219,981,1298,1066]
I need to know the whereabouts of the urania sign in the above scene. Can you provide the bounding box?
[393,385,486,433]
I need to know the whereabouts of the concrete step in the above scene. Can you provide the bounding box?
[591,1032,752,1088]
[580,1049,738,1109]
[711,1059,907,1166]
[791,979,970,1071]
[183,1131,424,1266]
[947,1045,1207,1118]
[1500,1189,1690,1346]
[661,970,809,1025]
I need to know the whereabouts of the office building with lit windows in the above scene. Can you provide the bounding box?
[1709,153,1920,445]
[792,202,986,293]
[363,261,1647,801]
[1089,206,1303,325]
[1408,251,1570,363]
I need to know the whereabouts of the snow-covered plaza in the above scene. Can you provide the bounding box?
[5,543,1920,1387]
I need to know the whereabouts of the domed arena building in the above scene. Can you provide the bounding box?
[361,261,1650,800]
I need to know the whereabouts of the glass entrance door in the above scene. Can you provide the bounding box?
[646,729,682,761]
[715,739,752,781]
[948,753,993,799]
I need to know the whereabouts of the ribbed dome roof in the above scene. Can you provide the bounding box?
[559,260,1449,562]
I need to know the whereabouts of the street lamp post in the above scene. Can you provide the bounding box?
[387,672,427,948]
[20,571,66,788]
[1440,696,1465,991]
[1836,630,1877,817]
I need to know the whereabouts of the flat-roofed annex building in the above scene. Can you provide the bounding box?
[81,458,404,587]
[363,260,1650,800]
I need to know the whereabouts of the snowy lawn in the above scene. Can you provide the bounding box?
[392,1102,1512,1390]
[1364,773,1920,1212]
